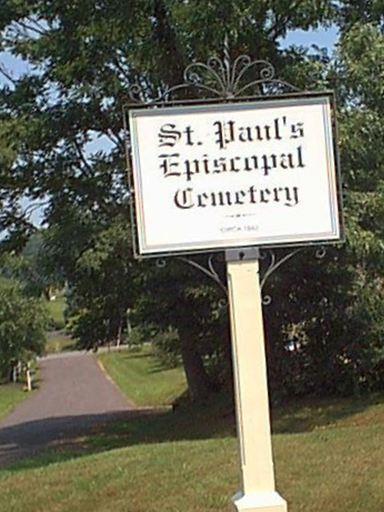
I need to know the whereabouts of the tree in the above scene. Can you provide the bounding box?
[262,21,384,398]
[65,216,138,350]
[1,232,65,299]
[132,257,230,400]
[0,277,46,379]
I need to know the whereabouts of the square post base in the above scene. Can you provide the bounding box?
[232,491,287,512]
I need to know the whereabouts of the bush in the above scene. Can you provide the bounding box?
[127,326,147,348]
[152,328,181,368]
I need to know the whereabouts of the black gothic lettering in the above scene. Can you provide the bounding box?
[159,154,180,177]
[158,124,182,147]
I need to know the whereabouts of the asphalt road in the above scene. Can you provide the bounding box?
[0,352,136,468]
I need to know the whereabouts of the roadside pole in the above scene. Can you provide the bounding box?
[26,362,32,392]
[226,248,287,512]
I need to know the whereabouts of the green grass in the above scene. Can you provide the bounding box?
[45,296,66,330]
[98,347,187,406]
[45,331,76,354]
[0,383,29,421]
[1,394,384,511]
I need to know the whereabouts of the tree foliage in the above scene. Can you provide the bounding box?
[65,216,138,349]
[0,277,46,379]
[1,232,64,299]
[262,21,384,398]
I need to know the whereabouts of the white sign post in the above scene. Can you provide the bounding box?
[127,93,342,511]
[226,248,287,511]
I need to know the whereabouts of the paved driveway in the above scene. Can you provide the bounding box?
[0,352,135,467]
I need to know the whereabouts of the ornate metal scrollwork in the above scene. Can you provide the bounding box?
[258,246,328,305]
[156,258,167,268]
[259,249,302,291]
[128,51,299,105]
[178,247,326,306]
[259,249,301,306]
[178,254,227,297]
[315,247,327,259]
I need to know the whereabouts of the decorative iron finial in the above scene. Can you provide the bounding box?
[128,48,299,104]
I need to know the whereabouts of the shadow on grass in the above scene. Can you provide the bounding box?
[104,350,179,375]
[108,352,151,360]
[147,362,179,374]
[271,392,384,434]
[1,391,383,475]
[0,395,236,473]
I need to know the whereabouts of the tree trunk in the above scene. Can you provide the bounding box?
[153,0,185,85]
[126,308,132,337]
[116,320,122,348]
[179,332,212,402]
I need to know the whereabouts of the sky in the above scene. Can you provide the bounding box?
[1,25,339,227]
[283,25,339,49]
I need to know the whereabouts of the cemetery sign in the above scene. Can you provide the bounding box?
[128,93,342,256]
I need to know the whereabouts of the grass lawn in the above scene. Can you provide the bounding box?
[0,394,384,511]
[45,296,66,330]
[0,383,30,422]
[45,331,76,355]
[98,347,187,406]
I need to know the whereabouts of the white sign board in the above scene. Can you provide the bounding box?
[129,95,342,256]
